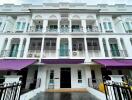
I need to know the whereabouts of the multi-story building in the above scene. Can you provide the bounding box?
[0,3,132,95]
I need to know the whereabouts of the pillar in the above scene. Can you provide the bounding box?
[56,37,60,58]
[105,38,111,57]
[99,37,105,57]
[40,37,44,59]
[81,19,86,33]
[69,19,72,33]
[23,38,30,58]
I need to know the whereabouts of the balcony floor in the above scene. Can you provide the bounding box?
[31,92,99,100]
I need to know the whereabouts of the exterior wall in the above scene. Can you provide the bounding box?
[0,3,132,91]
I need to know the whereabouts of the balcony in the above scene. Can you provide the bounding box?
[0,50,24,58]
[29,26,43,33]
[72,27,83,33]
[86,26,99,32]
[87,46,102,58]
[43,50,56,58]
[60,27,69,33]
[72,50,85,57]
[46,27,58,33]
[27,50,41,58]
[59,49,70,57]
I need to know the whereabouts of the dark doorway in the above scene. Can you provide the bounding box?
[101,68,112,81]
[60,68,71,88]
[17,68,28,89]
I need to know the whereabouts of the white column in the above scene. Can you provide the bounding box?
[84,38,90,62]
[69,19,72,33]
[81,19,86,33]
[37,66,47,92]
[56,37,60,58]
[5,38,11,51]
[23,38,30,58]
[84,66,91,87]
[0,38,5,52]
[69,37,72,58]
[17,38,24,58]
[99,37,105,57]
[105,38,111,57]
[40,37,44,59]
[3,20,7,33]
[43,20,48,33]
[28,19,33,32]
[123,37,132,57]
[58,20,60,33]
[117,38,123,50]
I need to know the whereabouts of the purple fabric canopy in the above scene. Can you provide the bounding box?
[41,59,84,64]
[93,59,132,69]
[0,59,37,71]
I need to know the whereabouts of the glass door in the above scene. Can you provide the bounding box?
[60,39,69,56]
[9,44,19,57]
[110,44,120,57]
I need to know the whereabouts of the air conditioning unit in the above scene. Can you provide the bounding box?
[28,54,33,57]
[72,51,79,56]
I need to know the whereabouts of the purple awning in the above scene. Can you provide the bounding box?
[41,59,84,64]
[0,59,37,71]
[93,59,132,69]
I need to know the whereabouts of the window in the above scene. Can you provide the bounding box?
[72,25,80,32]
[110,44,120,57]
[49,70,54,84]
[108,22,112,30]
[72,43,83,51]
[103,22,113,31]
[78,70,82,83]
[50,25,57,29]
[22,22,26,30]
[126,22,132,30]
[16,22,21,30]
[87,39,100,50]
[16,21,26,31]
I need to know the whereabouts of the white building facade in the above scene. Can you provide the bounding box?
[0,3,132,92]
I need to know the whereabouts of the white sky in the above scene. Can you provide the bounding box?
[0,0,131,5]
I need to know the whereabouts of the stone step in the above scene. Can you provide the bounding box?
[46,88,88,92]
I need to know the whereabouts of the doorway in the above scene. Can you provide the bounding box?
[60,68,71,88]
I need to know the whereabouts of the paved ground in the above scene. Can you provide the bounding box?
[31,92,99,100]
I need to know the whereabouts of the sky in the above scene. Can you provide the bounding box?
[0,0,132,5]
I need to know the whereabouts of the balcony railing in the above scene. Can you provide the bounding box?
[27,50,41,58]
[88,50,102,57]
[0,50,24,57]
[86,26,99,32]
[59,49,70,57]
[72,50,85,57]
[43,50,56,58]
[109,50,128,57]
[46,27,58,33]
[29,26,43,32]
[60,27,69,33]
[72,27,83,32]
